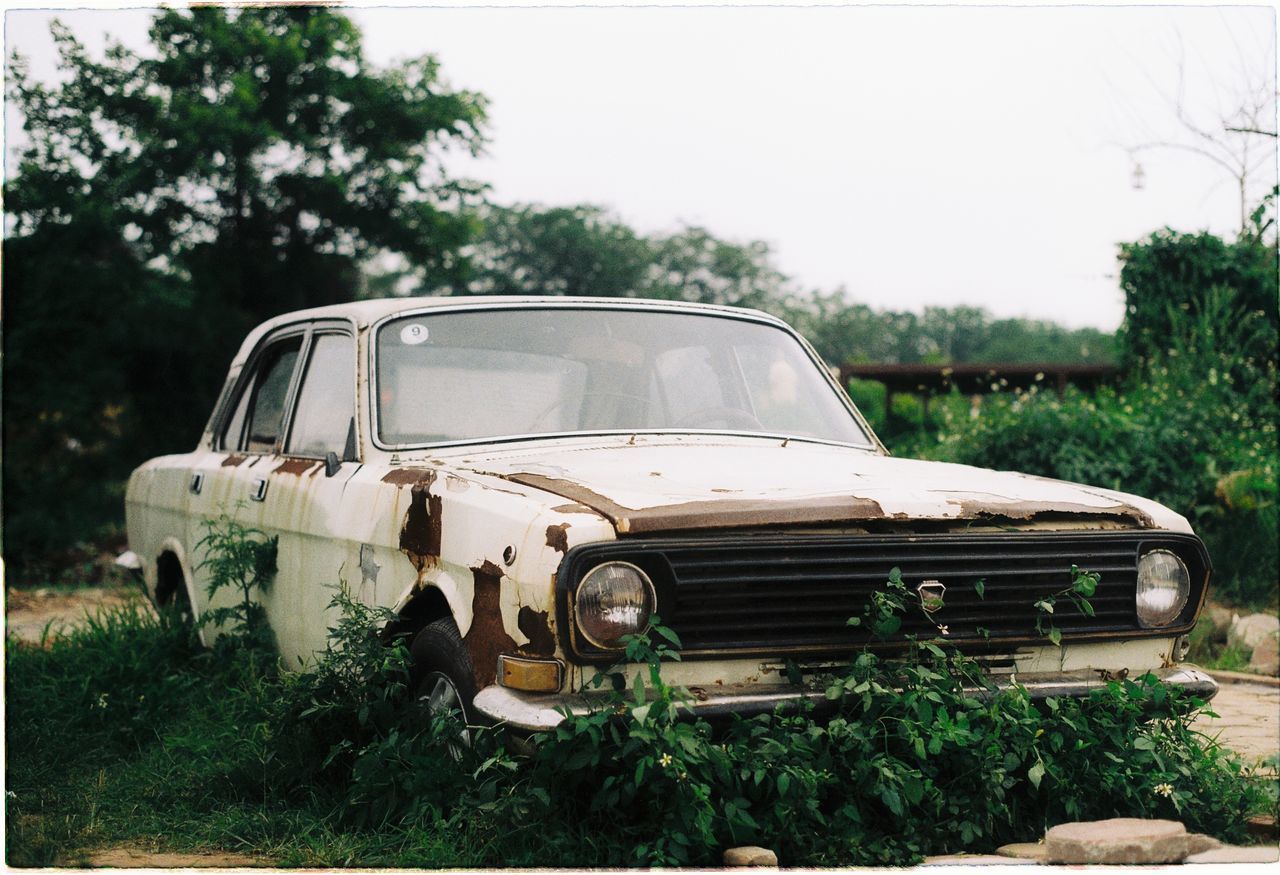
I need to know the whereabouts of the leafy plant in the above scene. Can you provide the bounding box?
[1033,565,1099,646]
[194,512,278,654]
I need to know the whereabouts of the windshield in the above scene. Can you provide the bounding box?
[375,307,872,447]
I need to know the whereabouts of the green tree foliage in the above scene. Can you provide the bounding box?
[458,204,651,297]
[3,7,486,571]
[444,203,791,309]
[1117,221,1278,372]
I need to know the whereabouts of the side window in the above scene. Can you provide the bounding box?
[221,337,303,453]
[287,333,356,458]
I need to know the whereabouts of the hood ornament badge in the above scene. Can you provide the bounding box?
[916,580,946,614]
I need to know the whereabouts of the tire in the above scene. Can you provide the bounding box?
[409,617,478,732]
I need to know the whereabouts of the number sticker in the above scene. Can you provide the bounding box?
[399,323,429,345]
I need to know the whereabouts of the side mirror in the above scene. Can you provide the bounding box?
[324,451,341,478]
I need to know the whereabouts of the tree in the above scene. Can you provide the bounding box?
[455,204,651,297]
[3,7,487,570]
[1117,225,1278,372]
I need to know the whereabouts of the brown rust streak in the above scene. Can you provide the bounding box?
[506,473,886,534]
[464,561,517,688]
[222,454,248,467]
[517,606,555,655]
[947,498,1155,529]
[274,458,320,476]
[545,523,571,553]
[394,471,442,573]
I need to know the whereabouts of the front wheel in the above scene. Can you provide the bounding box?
[410,617,478,751]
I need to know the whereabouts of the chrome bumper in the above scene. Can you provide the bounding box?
[472,665,1219,732]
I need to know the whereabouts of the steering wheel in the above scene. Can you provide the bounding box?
[530,392,652,431]
[674,406,765,430]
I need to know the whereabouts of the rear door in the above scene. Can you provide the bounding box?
[256,325,362,666]
[189,326,308,633]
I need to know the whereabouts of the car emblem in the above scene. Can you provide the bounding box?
[916,580,946,613]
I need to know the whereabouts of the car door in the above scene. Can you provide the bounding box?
[187,325,308,634]
[251,324,363,667]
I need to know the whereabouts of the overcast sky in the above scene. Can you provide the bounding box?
[5,2,1277,330]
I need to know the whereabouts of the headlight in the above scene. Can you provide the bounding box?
[574,561,655,649]
[1136,549,1190,627]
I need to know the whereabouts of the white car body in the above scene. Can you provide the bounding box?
[125,297,1215,730]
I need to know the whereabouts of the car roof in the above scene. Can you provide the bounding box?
[233,296,788,366]
[252,295,781,334]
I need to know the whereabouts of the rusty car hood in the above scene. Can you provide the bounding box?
[437,435,1187,535]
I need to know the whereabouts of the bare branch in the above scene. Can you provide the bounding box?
[1226,126,1279,138]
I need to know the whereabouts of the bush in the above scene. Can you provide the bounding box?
[920,284,1278,607]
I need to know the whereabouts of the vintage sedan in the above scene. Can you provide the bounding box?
[125,297,1216,730]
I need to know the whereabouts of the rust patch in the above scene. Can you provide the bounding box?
[381,467,438,486]
[398,480,443,573]
[517,606,555,655]
[551,502,596,515]
[946,499,1155,529]
[545,523,571,553]
[221,454,248,467]
[274,458,320,476]
[463,561,517,689]
[507,473,886,534]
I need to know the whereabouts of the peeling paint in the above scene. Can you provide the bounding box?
[464,560,517,688]
[551,502,597,515]
[517,606,555,655]
[381,467,437,486]
[545,522,571,553]
[221,454,248,467]
[946,498,1155,529]
[274,458,321,477]
[507,473,885,534]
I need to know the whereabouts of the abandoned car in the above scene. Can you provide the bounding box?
[125,297,1216,730]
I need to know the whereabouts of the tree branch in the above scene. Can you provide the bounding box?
[1225,125,1278,138]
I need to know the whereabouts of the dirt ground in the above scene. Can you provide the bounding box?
[4,584,153,644]
[81,846,267,868]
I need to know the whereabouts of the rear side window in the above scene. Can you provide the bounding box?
[221,337,303,452]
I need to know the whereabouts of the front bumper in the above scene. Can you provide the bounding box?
[472,665,1219,731]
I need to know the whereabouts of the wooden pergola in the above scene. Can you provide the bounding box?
[838,362,1119,421]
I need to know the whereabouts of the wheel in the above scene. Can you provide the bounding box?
[674,405,764,430]
[410,617,478,751]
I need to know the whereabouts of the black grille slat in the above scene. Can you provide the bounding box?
[558,531,1210,660]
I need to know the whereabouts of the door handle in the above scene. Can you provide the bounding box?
[250,478,268,502]
[189,473,204,495]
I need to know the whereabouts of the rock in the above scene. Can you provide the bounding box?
[1044,818,1196,864]
[1228,613,1280,651]
[922,854,1035,865]
[1184,845,1280,863]
[995,842,1048,862]
[723,846,778,867]
[1248,631,1280,675]
[1203,603,1233,634]
[1182,833,1223,855]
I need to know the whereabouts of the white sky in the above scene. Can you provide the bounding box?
[4,2,1277,330]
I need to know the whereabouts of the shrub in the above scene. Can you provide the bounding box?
[921,286,1278,607]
